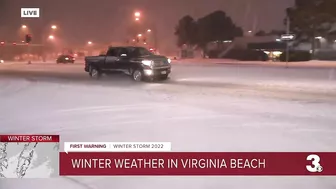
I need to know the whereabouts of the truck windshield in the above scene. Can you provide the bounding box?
[128,47,153,57]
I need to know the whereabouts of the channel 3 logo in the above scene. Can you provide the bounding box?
[306,154,323,173]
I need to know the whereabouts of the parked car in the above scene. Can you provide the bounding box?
[84,46,171,81]
[56,55,75,63]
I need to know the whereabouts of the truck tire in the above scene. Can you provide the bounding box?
[131,69,143,82]
[89,67,102,79]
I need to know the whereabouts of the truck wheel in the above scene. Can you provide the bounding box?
[132,69,143,82]
[89,67,102,79]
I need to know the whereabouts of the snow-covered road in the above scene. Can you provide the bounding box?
[1,62,336,92]
[1,62,336,188]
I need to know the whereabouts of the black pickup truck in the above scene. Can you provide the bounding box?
[84,46,171,81]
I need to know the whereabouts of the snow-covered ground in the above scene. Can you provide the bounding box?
[173,59,336,68]
[0,70,336,188]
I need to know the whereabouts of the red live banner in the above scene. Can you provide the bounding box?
[0,135,60,142]
[59,152,336,176]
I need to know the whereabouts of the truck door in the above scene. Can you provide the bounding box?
[115,47,131,71]
[104,48,119,70]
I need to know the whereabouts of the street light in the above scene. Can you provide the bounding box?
[21,25,27,29]
[88,41,92,45]
[147,29,151,32]
[138,34,142,37]
[51,25,57,29]
[48,35,54,40]
[134,12,140,17]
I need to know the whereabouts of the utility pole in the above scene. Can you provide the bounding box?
[153,25,158,50]
[286,16,290,68]
[27,44,31,64]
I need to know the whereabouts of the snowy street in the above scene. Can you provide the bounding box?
[1,61,336,188]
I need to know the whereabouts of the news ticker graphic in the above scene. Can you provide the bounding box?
[59,152,336,176]
[0,135,60,142]
[0,135,59,178]
[64,142,172,153]
[1,135,336,177]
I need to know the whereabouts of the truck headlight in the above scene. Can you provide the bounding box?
[142,60,153,67]
[144,69,153,75]
[167,58,171,63]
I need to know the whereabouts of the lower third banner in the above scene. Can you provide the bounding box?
[59,152,336,176]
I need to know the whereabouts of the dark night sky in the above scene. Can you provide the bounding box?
[0,0,294,51]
